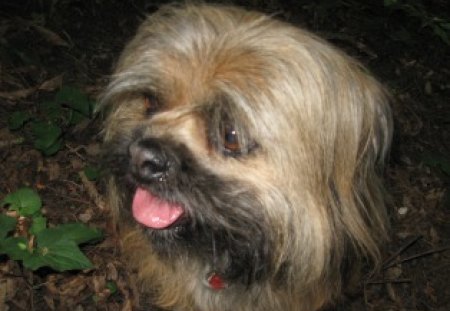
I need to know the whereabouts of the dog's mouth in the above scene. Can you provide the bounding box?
[106,137,274,284]
[131,187,185,229]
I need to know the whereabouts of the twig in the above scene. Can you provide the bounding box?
[45,187,92,205]
[428,262,450,273]
[0,137,25,149]
[383,235,422,269]
[65,143,87,161]
[391,246,450,267]
[78,171,105,210]
[366,278,412,284]
[364,278,415,307]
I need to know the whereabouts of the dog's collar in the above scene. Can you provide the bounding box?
[206,271,227,291]
[206,234,228,291]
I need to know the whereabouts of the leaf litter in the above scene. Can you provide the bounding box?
[0,1,449,311]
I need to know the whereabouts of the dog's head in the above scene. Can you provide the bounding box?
[100,4,392,290]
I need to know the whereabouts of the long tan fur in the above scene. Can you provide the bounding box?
[101,3,392,311]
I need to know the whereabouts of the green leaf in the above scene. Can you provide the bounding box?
[30,215,47,235]
[384,0,398,7]
[31,121,63,155]
[106,281,118,294]
[0,214,17,239]
[8,111,31,130]
[24,240,93,271]
[36,223,103,247]
[421,152,450,175]
[432,24,450,45]
[83,166,100,181]
[389,27,415,44]
[41,101,63,122]
[55,86,92,117]
[2,187,42,216]
[0,237,31,260]
[41,138,64,156]
[68,110,88,125]
[23,222,102,271]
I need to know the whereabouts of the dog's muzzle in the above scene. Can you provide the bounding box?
[127,138,185,229]
[129,138,172,183]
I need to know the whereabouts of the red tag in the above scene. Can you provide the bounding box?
[207,273,226,290]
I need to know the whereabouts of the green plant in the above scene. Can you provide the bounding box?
[8,111,32,130]
[31,121,63,156]
[0,187,102,271]
[8,86,95,155]
[83,165,101,181]
[421,152,450,175]
[384,0,450,45]
[55,86,95,125]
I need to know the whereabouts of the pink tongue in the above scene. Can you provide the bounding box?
[132,188,184,229]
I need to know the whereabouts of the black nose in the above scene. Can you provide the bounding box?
[129,139,169,182]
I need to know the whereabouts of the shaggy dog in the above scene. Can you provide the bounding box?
[101,4,392,310]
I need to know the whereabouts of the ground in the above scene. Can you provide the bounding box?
[0,1,449,310]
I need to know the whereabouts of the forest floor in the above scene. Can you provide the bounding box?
[0,1,449,310]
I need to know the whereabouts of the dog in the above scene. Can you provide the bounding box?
[100,3,392,311]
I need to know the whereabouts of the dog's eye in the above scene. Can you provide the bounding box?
[143,94,160,116]
[221,123,241,156]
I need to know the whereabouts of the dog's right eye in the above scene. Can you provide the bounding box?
[222,123,241,156]
[143,93,160,116]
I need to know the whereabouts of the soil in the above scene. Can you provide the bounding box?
[0,1,449,310]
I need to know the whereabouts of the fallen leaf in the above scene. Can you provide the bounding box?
[78,208,93,223]
[39,75,64,92]
[43,295,56,310]
[386,266,403,279]
[429,227,439,245]
[46,162,61,181]
[70,158,84,171]
[106,262,119,281]
[31,24,70,48]
[85,143,101,156]
[0,87,37,100]
[424,282,437,303]
[93,275,106,294]
[386,282,398,302]
[0,75,63,101]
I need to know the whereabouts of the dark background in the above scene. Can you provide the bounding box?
[0,0,449,310]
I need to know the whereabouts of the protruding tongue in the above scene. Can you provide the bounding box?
[132,188,184,229]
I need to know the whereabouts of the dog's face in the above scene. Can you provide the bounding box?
[101,4,392,309]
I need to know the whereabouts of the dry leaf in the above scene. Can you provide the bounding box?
[85,143,101,156]
[0,87,36,100]
[429,227,439,245]
[70,158,84,170]
[386,266,403,279]
[47,162,61,181]
[78,208,93,223]
[0,75,63,100]
[43,295,56,310]
[0,279,8,311]
[58,277,87,298]
[106,263,119,281]
[31,24,70,47]
[424,282,437,303]
[386,283,398,302]
[92,275,106,294]
[121,299,133,311]
[39,74,64,91]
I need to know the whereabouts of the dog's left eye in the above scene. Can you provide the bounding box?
[143,94,160,116]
